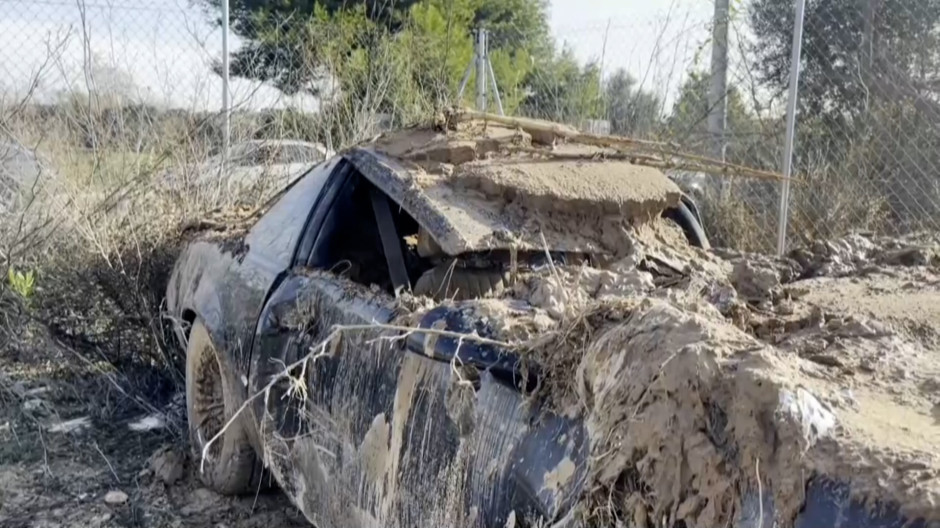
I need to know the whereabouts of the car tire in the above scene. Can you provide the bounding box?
[185,318,266,495]
[413,263,509,301]
[663,200,710,250]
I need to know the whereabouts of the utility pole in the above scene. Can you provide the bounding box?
[457,29,504,115]
[221,0,231,168]
[776,0,807,256]
[707,0,729,165]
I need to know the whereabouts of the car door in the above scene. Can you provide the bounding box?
[171,156,342,385]
[245,167,594,527]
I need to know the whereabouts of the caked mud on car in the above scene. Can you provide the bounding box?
[166,113,930,528]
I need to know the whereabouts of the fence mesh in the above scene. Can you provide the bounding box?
[546,6,787,253]
[1,0,938,256]
[784,0,940,248]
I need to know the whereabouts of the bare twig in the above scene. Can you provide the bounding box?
[756,457,764,528]
[94,441,121,483]
[455,108,791,182]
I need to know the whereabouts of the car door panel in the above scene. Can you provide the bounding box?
[250,271,590,527]
[251,272,460,526]
[249,272,401,519]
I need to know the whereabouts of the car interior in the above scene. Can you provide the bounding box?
[304,162,703,302]
[306,166,557,301]
[308,167,430,294]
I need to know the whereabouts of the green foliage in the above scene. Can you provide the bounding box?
[202,0,419,94]
[207,0,548,102]
[750,0,940,118]
[749,0,940,228]
[602,69,662,138]
[7,267,36,299]
[518,47,602,123]
[664,71,780,170]
[471,0,552,57]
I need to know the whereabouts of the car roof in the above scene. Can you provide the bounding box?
[343,114,682,257]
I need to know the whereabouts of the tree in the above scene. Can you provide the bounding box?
[665,71,779,169]
[602,69,662,138]
[750,0,940,118]
[203,0,551,98]
[518,47,602,124]
[471,0,552,57]
[749,0,940,231]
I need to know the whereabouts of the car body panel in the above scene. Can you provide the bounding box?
[165,159,338,371]
[248,271,587,527]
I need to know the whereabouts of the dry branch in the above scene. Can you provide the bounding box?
[452,108,791,183]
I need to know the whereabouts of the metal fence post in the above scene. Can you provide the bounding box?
[708,0,729,165]
[776,0,807,256]
[475,29,487,112]
[221,0,231,167]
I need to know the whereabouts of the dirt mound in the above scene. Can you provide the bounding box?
[445,226,940,526]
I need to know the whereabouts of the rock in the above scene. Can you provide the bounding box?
[805,353,844,368]
[879,247,930,267]
[149,445,185,485]
[48,416,91,434]
[22,399,44,412]
[90,513,112,525]
[103,490,128,505]
[730,259,780,302]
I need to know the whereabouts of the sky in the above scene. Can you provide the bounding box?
[549,0,715,107]
[0,0,718,112]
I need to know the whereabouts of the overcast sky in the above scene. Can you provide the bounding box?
[0,0,717,111]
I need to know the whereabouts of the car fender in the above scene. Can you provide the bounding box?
[166,240,231,345]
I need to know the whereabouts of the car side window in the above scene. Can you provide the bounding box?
[245,158,339,268]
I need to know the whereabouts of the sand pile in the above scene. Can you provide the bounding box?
[449,225,940,526]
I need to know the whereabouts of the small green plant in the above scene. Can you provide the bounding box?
[7,267,36,299]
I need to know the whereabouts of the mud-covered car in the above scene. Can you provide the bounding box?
[166,117,921,528]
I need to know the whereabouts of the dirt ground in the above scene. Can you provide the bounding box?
[0,326,307,528]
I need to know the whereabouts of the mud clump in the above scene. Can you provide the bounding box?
[149,445,186,485]
[787,232,940,278]
[435,227,940,526]
[573,298,833,527]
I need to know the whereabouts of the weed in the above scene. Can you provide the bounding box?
[7,267,35,299]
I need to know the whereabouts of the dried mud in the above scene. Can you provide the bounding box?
[411,227,940,526]
[369,119,681,258]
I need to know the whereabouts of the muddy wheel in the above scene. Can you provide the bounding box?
[185,318,265,495]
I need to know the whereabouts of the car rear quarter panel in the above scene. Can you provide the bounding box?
[167,235,281,376]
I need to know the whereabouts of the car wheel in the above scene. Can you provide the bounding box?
[663,200,710,250]
[185,318,265,495]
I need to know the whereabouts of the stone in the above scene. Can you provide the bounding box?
[103,490,128,505]
[149,446,185,485]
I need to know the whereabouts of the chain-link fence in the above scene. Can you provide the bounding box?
[543,1,940,254]
[1,0,938,255]
[0,0,222,109]
[783,0,940,249]
[541,7,788,253]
